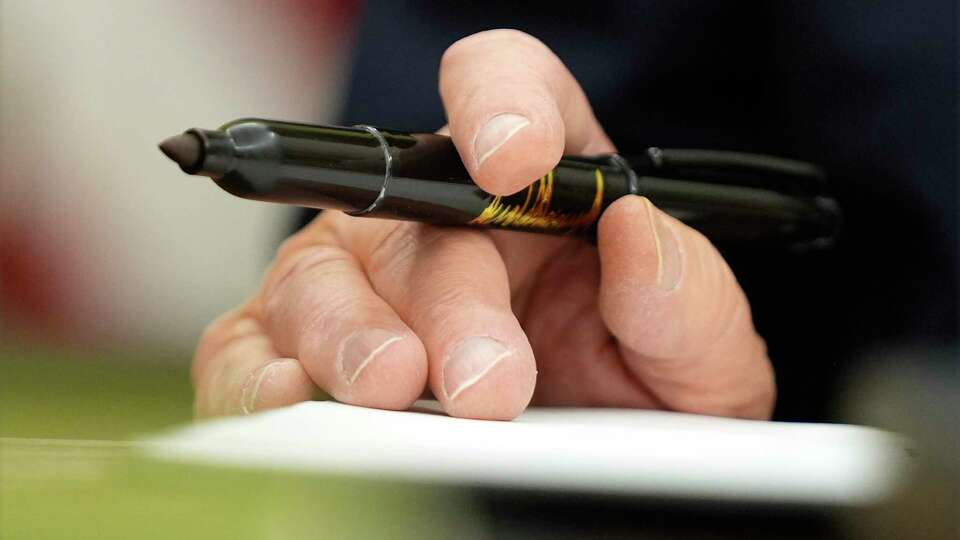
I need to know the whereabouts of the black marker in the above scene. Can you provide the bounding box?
[159,118,839,246]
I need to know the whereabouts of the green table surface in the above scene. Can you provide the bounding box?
[0,346,482,539]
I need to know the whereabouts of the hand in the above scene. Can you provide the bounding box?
[192,30,774,421]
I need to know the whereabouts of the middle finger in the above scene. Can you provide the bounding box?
[330,212,537,420]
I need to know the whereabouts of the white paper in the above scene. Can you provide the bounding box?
[145,400,912,506]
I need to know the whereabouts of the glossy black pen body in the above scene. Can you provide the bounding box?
[159,118,839,247]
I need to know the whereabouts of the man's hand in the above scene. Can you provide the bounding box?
[192,30,774,421]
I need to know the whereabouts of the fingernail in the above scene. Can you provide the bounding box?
[339,329,403,384]
[474,113,530,167]
[642,197,682,291]
[443,337,511,400]
[241,359,296,414]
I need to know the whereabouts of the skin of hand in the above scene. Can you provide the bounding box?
[192,29,775,421]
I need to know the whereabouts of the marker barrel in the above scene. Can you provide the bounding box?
[181,118,838,245]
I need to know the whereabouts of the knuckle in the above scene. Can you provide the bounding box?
[259,245,356,349]
[288,244,353,279]
[262,244,353,315]
[261,245,352,336]
[421,279,486,317]
[269,282,357,357]
[365,222,425,279]
[413,234,509,315]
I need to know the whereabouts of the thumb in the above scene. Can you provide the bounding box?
[439,29,613,195]
[597,195,775,419]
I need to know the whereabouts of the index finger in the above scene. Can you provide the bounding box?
[439,29,614,195]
